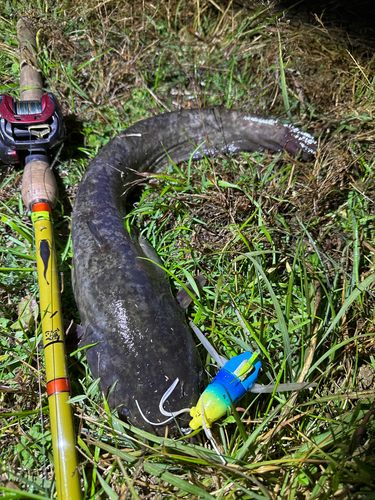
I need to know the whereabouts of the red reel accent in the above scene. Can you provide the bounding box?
[0,94,55,123]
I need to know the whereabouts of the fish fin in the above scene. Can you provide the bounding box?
[75,324,85,342]
[77,323,95,346]
[176,274,207,309]
[138,235,165,277]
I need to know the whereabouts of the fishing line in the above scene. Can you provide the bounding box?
[135,378,190,426]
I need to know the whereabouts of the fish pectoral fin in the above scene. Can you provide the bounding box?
[77,323,96,346]
[138,236,165,274]
[75,324,85,342]
[176,274,207,309]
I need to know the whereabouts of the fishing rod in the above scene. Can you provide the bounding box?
[0,19,82,499]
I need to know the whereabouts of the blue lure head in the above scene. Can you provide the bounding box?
[189,351,261,430]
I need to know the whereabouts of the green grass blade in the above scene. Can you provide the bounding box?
[243,254,292,377]
[315,273,375,354]
[278,30,292,120]
[144,462,215,499]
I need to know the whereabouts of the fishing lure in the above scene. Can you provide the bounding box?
[189,350,262,431]
[137,320,316,463]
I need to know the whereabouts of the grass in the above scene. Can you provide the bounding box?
[1,0,375,498]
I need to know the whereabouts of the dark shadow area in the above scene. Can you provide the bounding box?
[53,113,86,218]
[60,114,86,159]
[277,0,375,46]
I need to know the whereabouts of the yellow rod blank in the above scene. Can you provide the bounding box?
[32,203,82,499]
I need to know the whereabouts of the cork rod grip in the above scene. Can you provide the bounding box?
[18,19,58,209]
[21,158,58,209]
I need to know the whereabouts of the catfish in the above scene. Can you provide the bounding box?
[71,108,316,434]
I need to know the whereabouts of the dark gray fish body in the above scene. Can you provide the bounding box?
[71,108,316,433]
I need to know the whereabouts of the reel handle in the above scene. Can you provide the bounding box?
[17,19,58,209]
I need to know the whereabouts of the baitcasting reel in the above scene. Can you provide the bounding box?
[0,92,64,164]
